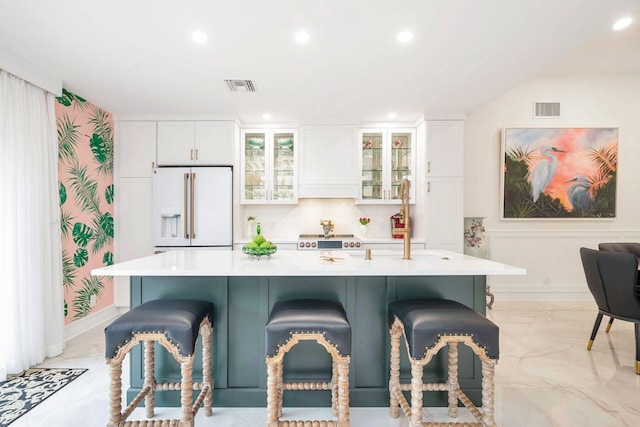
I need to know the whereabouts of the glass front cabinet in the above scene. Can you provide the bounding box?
[241,129,298,204]
[359,128,416,204]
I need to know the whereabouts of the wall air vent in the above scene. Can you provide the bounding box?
[225,79,256,92]
[533,102,561,118]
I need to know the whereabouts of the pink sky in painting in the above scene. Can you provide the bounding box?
[514,128,617,211]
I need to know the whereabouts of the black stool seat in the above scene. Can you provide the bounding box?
[105,299,214,359]
[265,299,351,357]
[389,299,499,360]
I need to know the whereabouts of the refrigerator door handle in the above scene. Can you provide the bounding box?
[184,173,189,238]
[191,172,196,238]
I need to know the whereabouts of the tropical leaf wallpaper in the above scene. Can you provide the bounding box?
[55,88,114,324]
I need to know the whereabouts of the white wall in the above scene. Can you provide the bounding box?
[465,74,640,300]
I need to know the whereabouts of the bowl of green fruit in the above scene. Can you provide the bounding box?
[242,232,277,258]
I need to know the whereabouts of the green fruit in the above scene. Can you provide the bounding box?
[259,241,272,248]
[253,234,266,245]
[246,242,259,249]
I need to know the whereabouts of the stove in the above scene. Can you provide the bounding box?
[297,234,363,250]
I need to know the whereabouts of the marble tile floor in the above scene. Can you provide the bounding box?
[9,301,640,427]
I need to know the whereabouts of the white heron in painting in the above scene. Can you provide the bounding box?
[566,176,594,211]
[529,145,566,202]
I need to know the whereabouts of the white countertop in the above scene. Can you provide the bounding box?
[92,249,526,277]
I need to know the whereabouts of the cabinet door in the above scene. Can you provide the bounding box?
[299,127,358,198]
[117,121,156,178]
[195,121,234,165]
[271,130,297,203]
[241,130,268,203]
[425,177,463,252]
[388,129,415,202]
[427,121,463,177]
[360,130,386,203]
[117,178,153,259]
[157,121,195,165]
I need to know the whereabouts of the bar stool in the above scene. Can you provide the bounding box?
[104,299,214,427]
[265,299,351,427]
[388,299,499,427]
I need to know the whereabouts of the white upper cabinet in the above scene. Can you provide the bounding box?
[117,121,157,178]
[426,120,463,177]
[299,126,358,198]
[240,128,298,204]
[358,128,416,204]
[157,121,234,166]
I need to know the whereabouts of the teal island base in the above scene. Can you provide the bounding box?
[127,274,488,407]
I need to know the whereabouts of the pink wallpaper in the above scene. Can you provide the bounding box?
[55,89,114,324]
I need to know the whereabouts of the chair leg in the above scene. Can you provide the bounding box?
[410,362,423,427]
[266,360,279,427]
[447,342,459,418]
[635,323,640,375]
[179,358,194,427]
[331,360,338,416]
[481,359,497,427]
[337,361,350,427]
[143,340,155,418]
[202,325,213,417]
[605,317,614,333]
[277,359,284,418]
[107,360,123,427]
[389,327,400,418]
[587,313,604,350]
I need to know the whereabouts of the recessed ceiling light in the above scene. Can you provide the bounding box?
[294,31,311,44]
[192,30,208,43]
[262,113,272,120]
[397,31,414,43]
[387,112,398,119]
[612,16,633,31]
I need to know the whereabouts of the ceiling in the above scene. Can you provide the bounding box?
[0,0,638,123]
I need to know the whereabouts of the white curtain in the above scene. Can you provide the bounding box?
[0,70,64,381]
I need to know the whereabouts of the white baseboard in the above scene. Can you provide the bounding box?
[64,305,127,342]
[490,283,592,301]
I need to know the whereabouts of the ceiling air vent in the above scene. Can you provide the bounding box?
[533,102,561,118]
[225,79,256,92]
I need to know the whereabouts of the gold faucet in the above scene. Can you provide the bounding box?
[392,178,411,260]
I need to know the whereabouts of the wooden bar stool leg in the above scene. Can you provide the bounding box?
[107,360,123,427]
[447,342,459,418]
[202,326,213,417]
[266,360,279,427]
[410,362,423,427]
[389,327,401,418]
[277,359,284,418]
[144,340,155,418]
[337,360,350,427]
[481,359,497,427]
[179,358,194,427]
[331,360,338,416]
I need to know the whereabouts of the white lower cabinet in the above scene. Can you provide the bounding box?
[115,178,153,261]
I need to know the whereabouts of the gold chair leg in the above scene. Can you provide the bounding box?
[447,342,459,418]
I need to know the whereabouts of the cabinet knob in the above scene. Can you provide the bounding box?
[195,149,199,160]
[427,161,431,173]
[190,149,194,160]
[427,182,431,193]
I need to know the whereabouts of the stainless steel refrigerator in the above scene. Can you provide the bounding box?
[152,166,232,249]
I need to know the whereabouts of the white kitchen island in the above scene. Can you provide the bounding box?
[93,249,525,408]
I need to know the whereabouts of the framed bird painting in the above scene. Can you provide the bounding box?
[501,128,618,219]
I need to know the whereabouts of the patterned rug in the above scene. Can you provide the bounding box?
[0,368,87,426]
